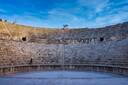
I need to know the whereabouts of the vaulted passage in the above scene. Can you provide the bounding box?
[22,37,27,41]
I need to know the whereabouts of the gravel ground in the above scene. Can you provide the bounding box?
[0,71,128,85]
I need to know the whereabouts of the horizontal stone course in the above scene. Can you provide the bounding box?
[0,64,128,76]
[0,38,128,74]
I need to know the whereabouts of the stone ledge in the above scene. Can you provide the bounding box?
[0,64,128,76]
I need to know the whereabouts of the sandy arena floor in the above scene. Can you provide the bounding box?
[0,71,128,85]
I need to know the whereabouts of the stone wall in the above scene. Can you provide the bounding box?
[47,22,128,44]
[0,38,128,67]
[0,22,128,75]
[0,65,128,75]
[0,22,128,44]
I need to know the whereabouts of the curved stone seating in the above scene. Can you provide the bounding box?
[0,22,128,76]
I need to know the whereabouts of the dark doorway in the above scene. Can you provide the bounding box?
[22,37,27,41]
[100,37,104,42]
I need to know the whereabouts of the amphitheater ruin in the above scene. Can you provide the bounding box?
[0,21,128,85]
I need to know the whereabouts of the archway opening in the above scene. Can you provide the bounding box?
[22,37,27,41]
[100,37,104,42]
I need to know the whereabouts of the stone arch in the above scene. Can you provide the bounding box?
[100,37,104,42]
[22,37,27,41]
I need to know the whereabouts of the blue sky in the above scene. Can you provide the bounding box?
[0,0,128,28]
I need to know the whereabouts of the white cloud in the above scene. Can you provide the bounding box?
[85,11,128,28]
[0,8,7,13]
[1,0,128,28]
[6,14,49,28]
[78,0,109,13]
